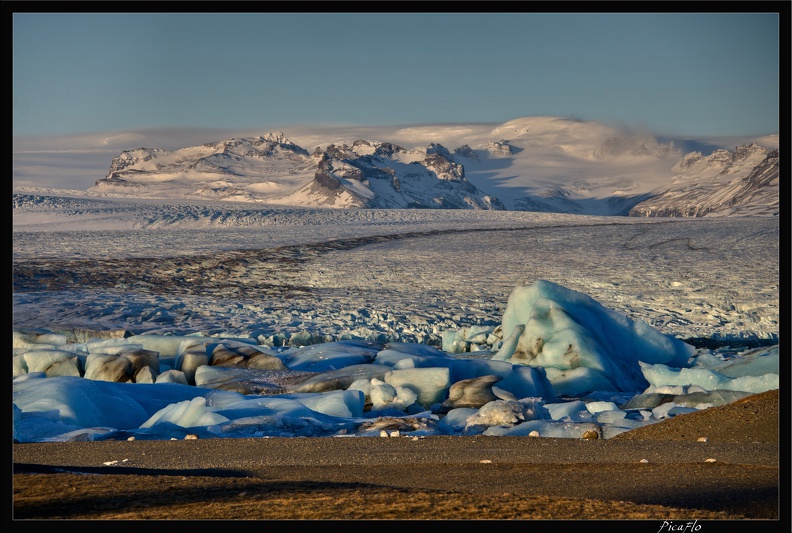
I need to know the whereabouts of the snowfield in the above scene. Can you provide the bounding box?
[13,192,779,345]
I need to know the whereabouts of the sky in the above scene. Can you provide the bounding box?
[12,11,781,139]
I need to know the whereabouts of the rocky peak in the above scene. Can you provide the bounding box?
[453,145,478,161]
[485,140,513,158]
[422,152,466,181]
[323,143,356,160]
[719,144,769,176]
[261,132,291,144]
[732,143,766,161]
[672,151,705,171]
[105,147,161,178]
[426,143,452,158]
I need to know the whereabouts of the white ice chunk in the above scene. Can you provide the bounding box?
[640,362,779,394]
[384,367,451,408]
[600,423,644,439]
[13,329,70,350]
[713,346,778,378]
[464,398,550,432]
[155,369,190,385]
[448,358,514,382]
[585,401,619,414]
[374,349,418,367]
[492,324,524,360]
[377,344,453,371]
[141,396,229,428]
[85,343,146,355]
[126,334,253,358]
[466,325,496,345]
[13,403,115,443]
[495,280,694,392]
[542,366,615,396]
[211,396,309,419]
[545,400,590,421]
[13,355,29,379]
[287,364,390,394]
[82,338,144,354]
[441,330,467,353]
[495,365,555,400]
[369,378,398,407]
[83,353,133,383]
[20,349,82,378]
[645,384,687,395]
[382,342,448,357]
[280,340,380,372]
[368,378,418,411]
[439,408,480,433]
[673,389,752,407]
[207,396,355,438]
[175,350,210,385]
[283,389,365,418]
[134,366,157,384]
[347,378,371,396]
[651,401,699,419]
[392,355,452,371]
[595,409,627,425]
[193,365,287,395]
[14,374,149,430]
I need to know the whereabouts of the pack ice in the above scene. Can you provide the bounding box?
[13,280,778,442]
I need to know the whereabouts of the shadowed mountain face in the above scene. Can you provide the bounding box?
[87,118,778,217]
[628,147,779,218]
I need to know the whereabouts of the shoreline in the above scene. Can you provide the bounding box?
[12,390,782,521]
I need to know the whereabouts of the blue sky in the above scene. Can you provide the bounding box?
[13,12,781,139]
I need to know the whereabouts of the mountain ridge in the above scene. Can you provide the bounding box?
[79,117,780,217]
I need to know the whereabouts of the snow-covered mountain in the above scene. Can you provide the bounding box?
[628,145,779,217]
[285,140,503,209]
[85,117,779,217]
[90,132,502,210]
[92,132,317,202]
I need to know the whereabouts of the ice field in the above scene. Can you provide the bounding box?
[12,194,780,442]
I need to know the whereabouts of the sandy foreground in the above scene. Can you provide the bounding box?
[11,389,785,523]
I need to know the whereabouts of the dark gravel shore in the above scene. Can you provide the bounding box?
[12,389,784,522]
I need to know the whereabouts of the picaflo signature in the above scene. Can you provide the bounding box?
[658,520,701,533]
